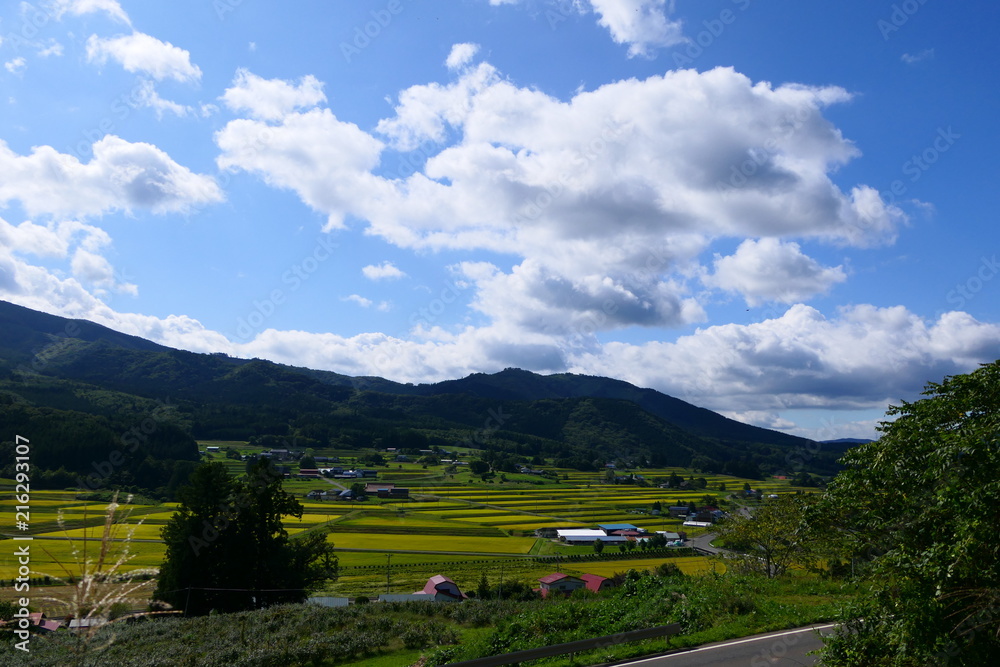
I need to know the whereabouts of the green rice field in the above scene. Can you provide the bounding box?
[0,462,811,597]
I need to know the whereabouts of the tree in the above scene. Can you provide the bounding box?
[819,363,1000,665]
[361,452,385,466]
[715,493,817,578]
[476,571,490,599]
[468,459,490,475]
[593,538,604,554]
[155,460,337,615]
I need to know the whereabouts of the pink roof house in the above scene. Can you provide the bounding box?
[416,574,466,601]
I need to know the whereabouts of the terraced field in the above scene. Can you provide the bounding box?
[1,463,806,597]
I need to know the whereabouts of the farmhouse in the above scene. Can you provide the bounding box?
[416,574,466,601]
[580,574,613,593]
[538,572,585,597]
[0,612,61,633]
[297,468,322,479]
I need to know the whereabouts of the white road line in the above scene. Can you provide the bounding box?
[618,624,838,665]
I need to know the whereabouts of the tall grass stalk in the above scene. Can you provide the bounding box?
[35,492,161,666]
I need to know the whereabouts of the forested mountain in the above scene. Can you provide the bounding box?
[0,300,845,497]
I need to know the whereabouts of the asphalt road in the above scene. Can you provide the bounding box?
[613,624,837,667]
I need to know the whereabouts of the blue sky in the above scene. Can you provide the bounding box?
[2,0,999,440]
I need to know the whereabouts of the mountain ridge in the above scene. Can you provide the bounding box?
[0,299,846,488]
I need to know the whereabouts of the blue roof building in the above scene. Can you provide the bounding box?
[598,523,638,532]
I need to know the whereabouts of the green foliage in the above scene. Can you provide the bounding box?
[0,599,18,621]
[716,493,819,578]
[155,460,337,615]
[819,362,1000,665]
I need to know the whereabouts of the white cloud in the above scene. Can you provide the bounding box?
[721,410,797,431]
[86,32,201,83]
[458,257,706,335]
[135,79,192,118]
[482,0,684,57]
[362,261,407,281]
[220,69,326,121]
[0,217,112,259]
[0,135,223,218]
[50,0,132,26]
[343,294,373,308]
[705,239,847,306]
[219,64,903,339]
[589,0,686,57]
[446,43,480,70]
[38,41,64,57]
[342,294,391,311]
[901,49,934,65]
[215,108,388,230]
[574,304,1000,412]
[5,57,27,75]
[70,248,136,294]
[219,304,1000,419]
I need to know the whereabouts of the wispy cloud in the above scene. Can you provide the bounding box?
[901,49,934,65]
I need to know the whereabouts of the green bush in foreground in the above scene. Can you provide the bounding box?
[0,572,849,667]
[819,362,1000,665]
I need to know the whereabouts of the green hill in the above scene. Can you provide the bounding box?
[0,299,842,497]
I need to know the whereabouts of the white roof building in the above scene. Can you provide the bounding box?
[556,529,629,544]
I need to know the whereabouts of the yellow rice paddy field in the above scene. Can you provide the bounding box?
[0,465,809,593]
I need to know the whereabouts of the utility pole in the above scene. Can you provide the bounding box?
[385,554,392,594]
[497,561,504,600]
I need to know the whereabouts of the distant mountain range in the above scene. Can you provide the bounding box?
[0,300,850,495]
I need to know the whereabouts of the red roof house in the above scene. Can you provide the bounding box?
[580,574,613,593]
[417,574,466,601]
[537,572,585,598]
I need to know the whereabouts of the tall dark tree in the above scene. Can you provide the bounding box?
[155,460,336,615]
